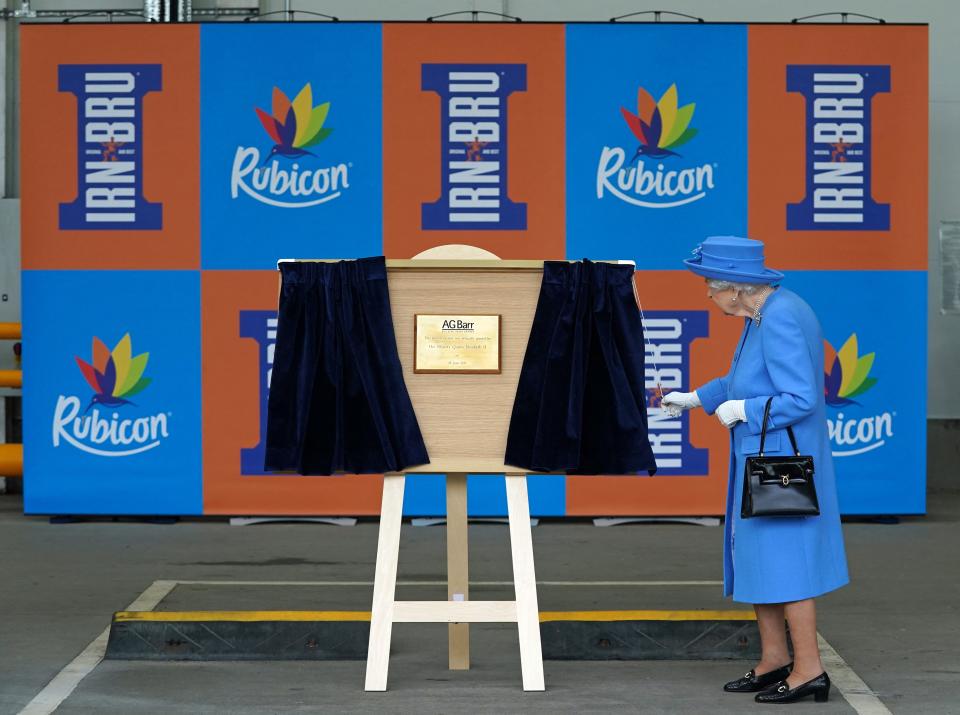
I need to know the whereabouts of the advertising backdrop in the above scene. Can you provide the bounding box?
[20,22,928,516]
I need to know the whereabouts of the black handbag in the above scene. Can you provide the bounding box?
[741,398,820,518]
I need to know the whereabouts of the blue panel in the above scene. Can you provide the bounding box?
[468,476,508,515]
[565,24,748,267]
[524,475,566,517]
[402,474,446,515]
[22,271,203,514]
[200,24,383,268]
[788,271,926,514]
[402,474,566,517]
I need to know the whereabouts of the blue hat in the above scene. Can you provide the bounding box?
[683,236,784,284]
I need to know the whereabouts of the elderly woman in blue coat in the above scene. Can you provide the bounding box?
[662,237,849,705]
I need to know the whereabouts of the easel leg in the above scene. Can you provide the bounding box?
[446,472,470,670]
[364,473,405,692]
[505,473,545,692]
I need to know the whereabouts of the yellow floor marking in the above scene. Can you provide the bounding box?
[114,609,756,623]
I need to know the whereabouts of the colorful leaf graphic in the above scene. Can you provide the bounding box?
[76,334,152,404]
[291,83,313,147]
[256,84,334,151]
[623,84,698,154]
[117,352,149,397]
[823,334,878,406]
[658,85,678,143]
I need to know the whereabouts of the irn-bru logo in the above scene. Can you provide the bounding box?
[231,84,350,209]
[824,333,893,457]
[239,310,278,475]
[421,64,527,230]
[643,311,709,475]
[59,65,162,230]
[787,66,891,231]
[53,334,170,456]
[598,84,715,209]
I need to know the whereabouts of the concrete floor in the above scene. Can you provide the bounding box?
[1,490,959,714]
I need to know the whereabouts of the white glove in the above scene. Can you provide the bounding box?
[716,400,747,428]
[661,391,701,418]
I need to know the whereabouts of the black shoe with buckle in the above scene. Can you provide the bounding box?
[723,663,793,693]
[755,672,831,704]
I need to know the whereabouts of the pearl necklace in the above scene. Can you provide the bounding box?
[752,287,771,326]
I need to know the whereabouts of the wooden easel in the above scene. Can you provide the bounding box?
[277,257,637,691]
[361,260,548,692]
[364,471,543,691]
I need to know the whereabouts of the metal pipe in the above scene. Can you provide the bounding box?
[3,6,256,20]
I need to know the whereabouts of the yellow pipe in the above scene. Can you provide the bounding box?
[0,324,24,479]
[0,443,22,478]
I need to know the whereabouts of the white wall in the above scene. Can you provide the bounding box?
[3,0,956,415]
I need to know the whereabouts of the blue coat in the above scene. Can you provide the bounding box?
[696,288,849,604]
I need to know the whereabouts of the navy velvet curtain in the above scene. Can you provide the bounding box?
[505,259,657,475]
[264,257,429,475]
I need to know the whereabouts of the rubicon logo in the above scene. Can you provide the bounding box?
[598,84,716,209]
[231,83,350,209]
[824,333,893,457]
[53,333,170,457]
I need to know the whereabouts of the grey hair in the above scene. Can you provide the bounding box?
[705,279,769,296]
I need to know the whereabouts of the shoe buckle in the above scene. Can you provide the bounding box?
[777,684,787,693]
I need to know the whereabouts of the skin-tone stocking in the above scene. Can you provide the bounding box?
[754,603,790,674]
[784,598,825,687]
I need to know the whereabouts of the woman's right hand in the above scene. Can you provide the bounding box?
[661,391,702,418]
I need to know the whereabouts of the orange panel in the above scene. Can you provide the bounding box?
[382,23,565,259]
[201,271,382,515]
[747,25,927,270]
[21,25,200,269]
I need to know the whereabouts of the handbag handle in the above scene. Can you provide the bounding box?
[758,397,801,457]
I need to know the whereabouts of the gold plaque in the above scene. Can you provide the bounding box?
[414,314,501,374]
